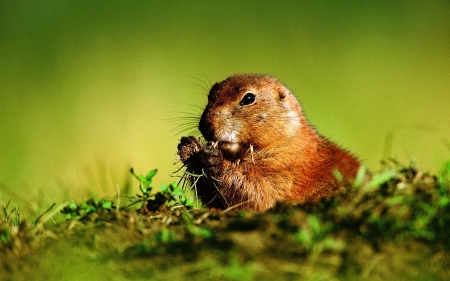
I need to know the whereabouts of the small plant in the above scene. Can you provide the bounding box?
[294,214,344,258]
[438,161,450,191]
[180,210,212,239]
[130,168,157,202]
[61,198,114,220]
[154,228,178,244]
[0,201,22,249]
[160,182,195,208]
[126,168,163,212]
[2,200,21,227]
[127,168,195,212]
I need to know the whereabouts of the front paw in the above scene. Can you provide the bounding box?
[196,147,223,176]
[177,136,204,163]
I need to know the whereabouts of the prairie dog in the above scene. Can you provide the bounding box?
[177,74,360,211]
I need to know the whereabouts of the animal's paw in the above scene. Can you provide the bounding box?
[177,136,204,163]
[196,146,224,177]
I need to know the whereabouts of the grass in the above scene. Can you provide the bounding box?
[1,160,450,281]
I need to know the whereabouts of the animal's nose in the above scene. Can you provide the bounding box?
[198,111,215,141]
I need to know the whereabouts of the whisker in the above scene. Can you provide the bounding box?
[166,109,202,116]
[166,123,199,131]
[195,73,213,89]
[184,74,212,93]
[166,118,200,124]
[188,130,202,137]
[170,123,198,131]
[171,127,201,138]
[170,127,199,137]
[182,81,209,94]
[173,102,205,111]
[206,177,228,207]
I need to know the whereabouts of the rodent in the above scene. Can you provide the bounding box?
[177,74,361,211]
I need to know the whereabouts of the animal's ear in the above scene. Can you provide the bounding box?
[277,85,289,101]
[208,82,220,101]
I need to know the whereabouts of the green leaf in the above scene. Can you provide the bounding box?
[139,184,147,194]
[101,199,112,209]
[190,226,212,238]
[437,196,450,207]
[146,169,158,182]
[353,165,367,188]
[169,183,177,191]
[385,196,404,206]
[172,189,185,197]
[307,215,321,235]
[295,229,313,247]
[186,197,195,206]
[365,171,396,192]
[69,202,78,210]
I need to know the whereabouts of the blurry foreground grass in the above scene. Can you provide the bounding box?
[1,160,450,281]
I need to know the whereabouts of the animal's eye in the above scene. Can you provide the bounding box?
[240,92,256,106]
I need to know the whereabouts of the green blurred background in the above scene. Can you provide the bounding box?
[1,1,449,209]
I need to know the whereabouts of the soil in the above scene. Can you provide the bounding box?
[1,205,448,281]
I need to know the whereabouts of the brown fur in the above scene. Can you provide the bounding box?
[178,74,360,211]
